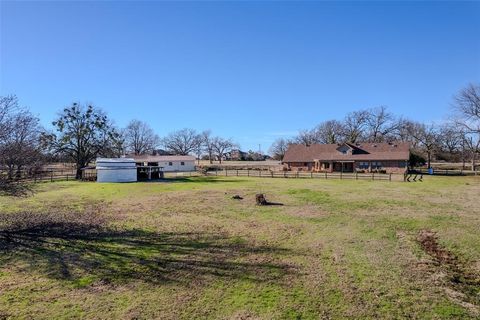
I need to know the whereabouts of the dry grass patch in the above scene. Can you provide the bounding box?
[0,176,479,318]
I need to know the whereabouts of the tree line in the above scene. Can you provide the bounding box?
[269,83,480,171]
[1,83,479,185]
[0,99,239,180]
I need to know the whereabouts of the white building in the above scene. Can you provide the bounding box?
[96,158,137,183]
[131,155,196,172]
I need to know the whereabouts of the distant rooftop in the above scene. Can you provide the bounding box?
[128,155,196,162]
[96,158,135,163]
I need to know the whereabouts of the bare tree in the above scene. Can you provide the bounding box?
[452,83,480,171]
[0,96,19,141]
[294,129,318,145]
[438,124,462,154]
[365,106,398,142]
[391,118,419,146]
[123,120,159,155]
[461,133,480,171]
[311,120,345,144]
[42,103,121,179]
[268,138,291,161]
[407,122,439,169]
[162,128,202,155]
[201,130,215,164]
[343,110,369,143]
[212,137,236,164]
[0,96,43,181]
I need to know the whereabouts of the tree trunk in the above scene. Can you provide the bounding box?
[472,152,477,172]
[76,163,82,180]
[427,151,432,169]
[7,165,14,180]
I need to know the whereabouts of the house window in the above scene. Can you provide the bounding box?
[304,162,308,166]
[181,162,185,166]
[358,162,369,169]
[168,162,173,166]
[398,161,406,168]
[371,161,382,169]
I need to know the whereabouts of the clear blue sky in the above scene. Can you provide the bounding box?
[1,1,479,151]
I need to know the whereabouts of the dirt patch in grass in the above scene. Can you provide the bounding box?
[417,229,480,315]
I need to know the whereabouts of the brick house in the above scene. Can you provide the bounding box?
[282,142,410,173]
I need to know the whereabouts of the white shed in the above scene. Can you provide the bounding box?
[96,158,137,183]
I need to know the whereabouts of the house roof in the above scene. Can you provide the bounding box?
[130,155,196,162]
[283,142,410,162]
[96,158,135,163]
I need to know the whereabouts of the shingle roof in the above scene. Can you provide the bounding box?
[283,142,410,162]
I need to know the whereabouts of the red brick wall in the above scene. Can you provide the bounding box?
[285,160,407,173]
[285,162,313,171]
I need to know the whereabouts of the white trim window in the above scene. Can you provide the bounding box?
[371,161,382,169]
[358,162,369,169]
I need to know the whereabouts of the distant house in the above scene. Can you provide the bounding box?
[227,149,247,161]
[130,155,196,172]
[282,142,410,173]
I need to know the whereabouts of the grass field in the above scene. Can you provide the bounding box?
[0,176,479,319]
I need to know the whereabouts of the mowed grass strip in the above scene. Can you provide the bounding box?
[0,176,479,319]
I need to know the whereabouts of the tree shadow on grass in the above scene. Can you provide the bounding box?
[0,214,295,286]
[0,181,34,197]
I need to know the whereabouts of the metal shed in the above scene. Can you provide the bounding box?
[96,158,137,183]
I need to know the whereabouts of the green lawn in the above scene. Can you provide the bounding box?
[0,176,479,319]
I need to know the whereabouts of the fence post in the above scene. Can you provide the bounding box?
[389,173,392,182]
[225,169,228,176]
[372,173,374,181]
[325,172,327,179]
[271,171,273,178]
[237,170,239,176]
[51,171,53,182]
[340,171,342,180]
[355,172,358,180]
[248,169,250,177]
[34,173,37,183]
[260,170,262,177]
[67,174,69,181]
[311,171,313,178]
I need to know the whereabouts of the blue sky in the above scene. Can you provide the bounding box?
[1,1,479,151]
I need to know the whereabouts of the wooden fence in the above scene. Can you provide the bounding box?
[8,168,397,183]
[0,169,78,183]
[205,169,394,181]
